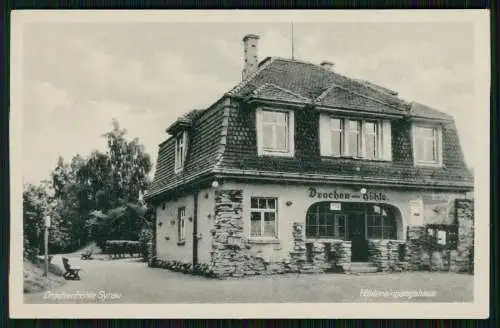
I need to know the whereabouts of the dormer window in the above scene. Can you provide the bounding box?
[175,131,188,173]
[256,108,295,157]
[320,114,392,161]
[413,124,442,166]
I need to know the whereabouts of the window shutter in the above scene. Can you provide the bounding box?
[382,120,392,161]
[361,121,368,158]
[288,111,295,156]
[437,126,443,165]
[182,131,189,165]
[256,108,264,156]
[319,113,331,156]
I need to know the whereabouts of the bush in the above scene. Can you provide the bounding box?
[138,229,153,262]
[104,240,141,258]
[153,258,217,278]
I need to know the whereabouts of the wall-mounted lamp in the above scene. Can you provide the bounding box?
[204,193,209,199]
[286,201,293,206]
[158,221,163,227]
[207,214,212,219]
[188,217,193,222]
[356,166,361,172]
[170,220,176,226]
[164,236,170,241]
[360,188,367,194]
[211,180,220,188]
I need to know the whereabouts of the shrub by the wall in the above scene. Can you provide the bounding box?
[153,258,217,278]
[104,240,141,258]
[138,229,153,262]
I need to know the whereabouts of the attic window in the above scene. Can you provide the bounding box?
[413,125,442,166]
[175,131,188,173]
[256,108,295,157]
[319,114,392,161]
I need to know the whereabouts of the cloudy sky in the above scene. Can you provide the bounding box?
[20,13,482,185]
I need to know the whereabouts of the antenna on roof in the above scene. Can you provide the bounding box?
[291,22,295,60]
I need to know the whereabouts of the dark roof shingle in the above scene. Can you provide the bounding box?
[146,57,473,200]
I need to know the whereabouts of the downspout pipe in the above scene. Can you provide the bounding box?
[193,188,199,267]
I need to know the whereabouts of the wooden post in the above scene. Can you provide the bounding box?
[44,228,48,277]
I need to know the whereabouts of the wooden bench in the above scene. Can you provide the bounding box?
[62,257,81,280]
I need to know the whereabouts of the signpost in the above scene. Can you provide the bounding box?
[43,216,51,277]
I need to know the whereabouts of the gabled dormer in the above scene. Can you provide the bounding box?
[165,109,203,173]
[408,101,454,168]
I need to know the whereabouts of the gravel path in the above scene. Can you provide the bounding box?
[24,255,474,304]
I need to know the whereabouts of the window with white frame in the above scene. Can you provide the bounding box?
[250,197,278,238]
[364,121,379,159]
[413,125,442,165]
[305,202,347,239]
[256,108,295,157]
[320,114,392,161]
[177,206,186,242]
[346,119,362,157]
[330,118,343,156]
[366,204,397,239]
[174,131,188,172]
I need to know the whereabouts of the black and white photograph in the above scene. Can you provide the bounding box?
[10,10,490,318]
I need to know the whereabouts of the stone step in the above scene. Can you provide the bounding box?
[349,262,378,273]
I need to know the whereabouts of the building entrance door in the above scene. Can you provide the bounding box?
[348,211,368,262]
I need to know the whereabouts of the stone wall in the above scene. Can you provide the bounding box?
[210,189,292,277]
[289,222,352,273]
[405,199,474,273]
[451,199,474,273]
[367,240,408,272]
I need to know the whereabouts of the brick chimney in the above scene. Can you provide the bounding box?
[242,34,260,80]
[320,61,335,71]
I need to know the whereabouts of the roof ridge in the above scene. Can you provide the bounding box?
[314,82,407,112]
[253,82,311,102]
[226,57,278,96]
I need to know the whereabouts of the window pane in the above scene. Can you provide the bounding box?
[417,127,434,138]
[250,212,261,237]
[331,131,342,155]
[416,139,425,161]
[347,120,360,132]
[307,213,317,227]
[423,139,435,161]
[318,226,327,237]
[366,135,376,158]
[274,125,288,150]
[331,118,342,130]
[258,198,267,209]
[251,198,258,209]
[262,111,277,123]
[267,198,276,209]
[326,214,334,227]
[263,212,276,237]
[324,224,332,236]
[263,125,274,149]
[264,212,275,222]
[347,132,359,156]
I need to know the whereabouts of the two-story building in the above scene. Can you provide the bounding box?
[144,34,474,277]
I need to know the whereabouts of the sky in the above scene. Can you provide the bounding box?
[20,16,479,185]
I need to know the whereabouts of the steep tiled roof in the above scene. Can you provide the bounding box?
[315,84,404,116]
[409,102,454,121]
[249,83,310,104]
[217,105,473,188]
[146,57,473,201]
[146,102,227,200]
[228,57,409,111]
